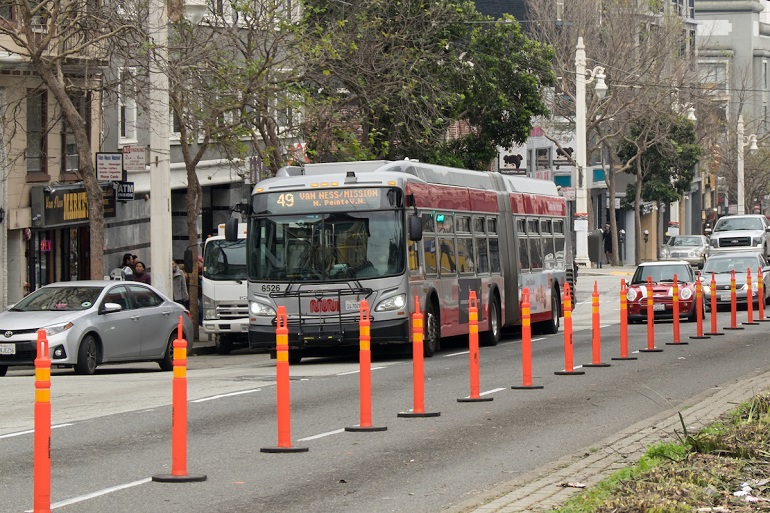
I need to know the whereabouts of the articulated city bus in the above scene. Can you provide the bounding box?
[234,160,574,364]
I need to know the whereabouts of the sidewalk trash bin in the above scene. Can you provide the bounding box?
[588,230,603,267]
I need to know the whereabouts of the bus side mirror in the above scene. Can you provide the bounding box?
[184,248,193,272]
[225,218,239,242]
[409,215,423,241]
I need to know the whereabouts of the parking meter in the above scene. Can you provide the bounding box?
[643,230,649,243]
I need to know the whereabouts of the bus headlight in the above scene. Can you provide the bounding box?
[250,301,276,317]
[375,294,406,312]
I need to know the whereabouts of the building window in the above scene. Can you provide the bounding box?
[699,61,728,92]
[61,94,90,174]
[27,89,47,175]
[119,67,137,142]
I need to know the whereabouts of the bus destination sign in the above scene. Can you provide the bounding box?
[266,188,385,212]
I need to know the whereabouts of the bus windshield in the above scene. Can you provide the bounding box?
[250,210,405,282]
[204,239,248,281]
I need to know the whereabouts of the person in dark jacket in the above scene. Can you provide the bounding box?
[602,224,612,266]
[133,261,152,285]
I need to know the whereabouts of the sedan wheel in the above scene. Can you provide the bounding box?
[158,333,175,371]
[74,335,99,375]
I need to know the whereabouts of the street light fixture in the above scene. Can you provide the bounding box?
[575,36,608,268]
[737,115,758,215]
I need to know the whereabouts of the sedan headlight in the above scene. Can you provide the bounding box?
[45,322,74,337]
[249,301,276,317]
[626,289,638,302]
[375,294,407,312]
[739,283,749,291]
[702,284,711,294]
[680,287,693,300]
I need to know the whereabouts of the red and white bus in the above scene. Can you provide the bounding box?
[237,160,574,363]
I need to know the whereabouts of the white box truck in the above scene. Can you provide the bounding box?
[201,222,248,354]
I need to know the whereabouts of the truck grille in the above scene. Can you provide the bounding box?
[215,303,248,319]
[717,236,751,248]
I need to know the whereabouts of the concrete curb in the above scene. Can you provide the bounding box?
[457,369,770,512]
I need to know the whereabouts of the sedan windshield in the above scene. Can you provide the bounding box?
[631,264,693,284]
[703,257,760,274]
[250,210,405,282]
[669,236,704,247]
[11,286,103,311]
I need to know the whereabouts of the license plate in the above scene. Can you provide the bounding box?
[653,303,665,311]
[0,343,16,355]
[720,294,731,301]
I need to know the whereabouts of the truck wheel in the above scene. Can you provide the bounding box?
[216,335,233,355]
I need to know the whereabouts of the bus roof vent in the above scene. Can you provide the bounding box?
[345,171,357,184]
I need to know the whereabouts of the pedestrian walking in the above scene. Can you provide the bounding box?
[602,224,612,266]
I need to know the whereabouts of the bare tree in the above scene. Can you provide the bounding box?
[0,1,138,278]
[527,0,711,264]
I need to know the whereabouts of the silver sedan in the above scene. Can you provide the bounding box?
[659,235,710,269]
[0,280,193,376]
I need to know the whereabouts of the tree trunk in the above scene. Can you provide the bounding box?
[634,159,644,265]
[34,64,105,279]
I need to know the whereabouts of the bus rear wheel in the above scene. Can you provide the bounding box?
[480,297,501,346]
[423,302,440,357]
[538,291,560,335]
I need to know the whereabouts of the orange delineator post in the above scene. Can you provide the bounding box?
[555,282,584,375]
[458,291,493,402]
[398,297,440,418]
[153,318,207,482]
[724,269,744,331]
[513,288,544,389]
[706,272,723,336]
[346,301,387,431]
[612,279,637,360]
[666,274,687,345]
[758,267,768,322]
[261,307,309,452]
[584,281,610,366]
[690,273,710,340]
[744,268,759,326]
[33,329,51,513]
[640,276,663,352]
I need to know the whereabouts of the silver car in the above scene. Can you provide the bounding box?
[700,253,770,311]
[0,281,194,376]
[659,235,710,268]
[709,214,770,258]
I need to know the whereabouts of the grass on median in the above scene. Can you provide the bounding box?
[554,393,770,513]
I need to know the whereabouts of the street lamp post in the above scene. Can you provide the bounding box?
[575,37,607,267]
[147,0,207,297]
[737,115,758,215]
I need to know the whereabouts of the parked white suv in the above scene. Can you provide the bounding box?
[708,214,770,258]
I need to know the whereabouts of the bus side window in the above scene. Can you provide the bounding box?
[529,238,543,269]
[475,237,489,273]
[518,238,530,271]
[457,237,474,273]
[489,238,501,274]
[408,240,421,273]
[543,235,555,268]
[423,237,437,275]
[421,212,435,233]
[439,236,457,274]
[554,237,566,261]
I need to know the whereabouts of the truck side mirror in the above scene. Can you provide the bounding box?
[225,218,240,242]
[409,215,423,241]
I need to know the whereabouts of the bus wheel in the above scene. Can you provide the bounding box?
[539,291,560,335]
[480,297,501,346]
[423,302,440,357]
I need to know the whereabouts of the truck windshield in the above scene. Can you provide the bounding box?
[203,239,248,281]
[250,210,405,282]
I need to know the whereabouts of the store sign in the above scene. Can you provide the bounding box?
[115,181,135,201]
[40,240,51,252]
[31,184,116,228]
[96,152,123,181]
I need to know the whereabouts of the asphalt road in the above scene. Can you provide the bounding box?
[2,271,770,513]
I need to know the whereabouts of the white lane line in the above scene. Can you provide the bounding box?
[191,389,261,403]
[1,423,74,440]
[532,337,546,342]
[443,350,469,357]
[24,477,152,511]
[480,387,507,396]
[600,324,613,328]
[336,366,386,376]
[297,428,345,441]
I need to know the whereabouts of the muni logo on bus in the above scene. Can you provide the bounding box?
[309,298,340,313]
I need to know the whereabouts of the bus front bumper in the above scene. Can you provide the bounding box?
[248,318,410,352]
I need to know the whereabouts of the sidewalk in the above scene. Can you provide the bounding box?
[461,369,770,512]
